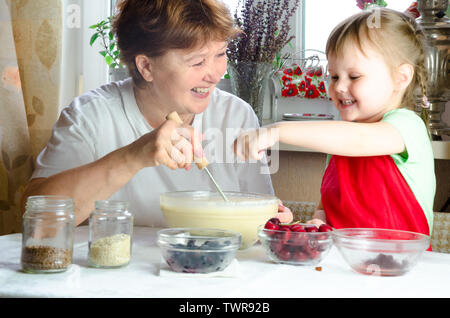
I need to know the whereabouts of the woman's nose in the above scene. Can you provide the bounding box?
[204,60,226,84]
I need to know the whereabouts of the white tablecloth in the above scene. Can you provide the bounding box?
[0,226,449,298]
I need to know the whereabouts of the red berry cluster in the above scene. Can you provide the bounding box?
[262,218,333,264]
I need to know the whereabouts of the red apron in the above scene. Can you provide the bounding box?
[321,155,431,250]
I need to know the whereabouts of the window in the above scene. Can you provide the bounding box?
[227,0,416,55]
[304,0,415,53]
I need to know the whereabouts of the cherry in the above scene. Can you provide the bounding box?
[307,248,321,260]
[318,224,333,232]
[277,248,292,261]
[264,220,279,231]
[278,226,292,244]
[305,225,318,232]
[290,224,305,232]
[268,218,280,226]
[270,241,283,254]
[292,251,308,262]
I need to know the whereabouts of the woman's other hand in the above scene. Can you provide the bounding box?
[275,200,293,223]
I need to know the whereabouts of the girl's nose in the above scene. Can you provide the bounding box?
[334,79,349,94]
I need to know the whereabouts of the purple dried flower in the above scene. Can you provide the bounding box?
[227,0,301,64]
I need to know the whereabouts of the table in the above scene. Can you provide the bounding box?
[0,226,449,298]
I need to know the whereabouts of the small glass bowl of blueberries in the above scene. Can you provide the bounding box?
[157,228,242,274]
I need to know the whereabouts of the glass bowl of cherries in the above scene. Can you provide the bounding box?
[258,218,334,266]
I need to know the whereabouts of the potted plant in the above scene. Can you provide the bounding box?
[89,16,128,82]
[226,0,301,124]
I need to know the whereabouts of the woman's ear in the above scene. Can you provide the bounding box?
[135,55,153,82]
[395,63,414,91]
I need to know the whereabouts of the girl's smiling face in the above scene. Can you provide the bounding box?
[327,41,403,123]
[148,40,228,115]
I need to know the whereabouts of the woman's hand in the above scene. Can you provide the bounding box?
[126,118,204,171]
[275,200,293,223]
[233,126,278,161]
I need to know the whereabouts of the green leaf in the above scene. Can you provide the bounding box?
[110,63,117,69]
[99,50,107,57]
[109,31,114,41]
[109,43,115,51]
[89,24,98,29]
[105,56,114,65]
[89,33,99,46]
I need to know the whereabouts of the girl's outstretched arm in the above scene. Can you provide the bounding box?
[233,120,405,161]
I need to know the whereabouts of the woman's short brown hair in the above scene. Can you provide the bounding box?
[113,0,240,87]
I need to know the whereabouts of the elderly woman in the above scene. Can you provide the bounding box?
[22,0,292,226]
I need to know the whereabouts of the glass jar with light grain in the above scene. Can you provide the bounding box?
[88,200,133,268]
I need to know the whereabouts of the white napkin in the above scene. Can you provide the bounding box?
[158,258,241,278]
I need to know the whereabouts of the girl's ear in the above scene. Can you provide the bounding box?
[395,63,414,91]
[135,55,154,82]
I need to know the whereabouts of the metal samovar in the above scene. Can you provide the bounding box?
[415,0,450,140]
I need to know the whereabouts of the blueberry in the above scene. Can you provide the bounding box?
[202,240,220,249]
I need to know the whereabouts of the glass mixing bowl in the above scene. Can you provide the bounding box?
[333,228,430,276]
[160,191,278,249]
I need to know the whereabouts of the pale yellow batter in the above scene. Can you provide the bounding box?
[161,192,278,249]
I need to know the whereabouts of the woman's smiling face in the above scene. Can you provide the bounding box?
[148,40,228,115]
[327,41,401,123]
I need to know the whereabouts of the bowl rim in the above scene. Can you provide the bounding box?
[332,228,430,243]
[257,224,333,235]
[160,190,279,204]
[157,227,242,241]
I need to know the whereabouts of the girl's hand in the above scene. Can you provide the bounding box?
[275,200,293,223]
[233,126,278,161]
[126,118,204,171]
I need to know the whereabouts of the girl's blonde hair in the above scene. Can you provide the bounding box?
[326,8,428,109]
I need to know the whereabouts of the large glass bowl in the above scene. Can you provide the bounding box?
[157,228,241,273]
[160,191,278,249]
[332,228,430,276]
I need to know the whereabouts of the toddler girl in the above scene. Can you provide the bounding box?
[233,8,436,242]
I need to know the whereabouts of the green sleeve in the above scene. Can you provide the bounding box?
[381,108,430,164]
